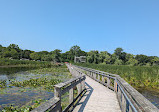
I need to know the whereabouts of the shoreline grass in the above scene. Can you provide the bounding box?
[75,63,159,90]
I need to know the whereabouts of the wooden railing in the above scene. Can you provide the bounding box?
[31,64,86,112]
[74,65,159,112]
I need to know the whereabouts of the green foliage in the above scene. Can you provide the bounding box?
[0,44,159,66]
[22,50,33,59]
[50,49,62,62]
[0,65,72,111]
[41,54,52,61]
[0,58,51,67]
[87,50,99,64]
[75,63,159,89]
[10,78,62,88]
[0,80,7,88]
[30,52,41,60]
[114,59,123,65]
[10,49,19,59]
[114,47,123,58]
[151,56,159,65]
[2,99,46,112]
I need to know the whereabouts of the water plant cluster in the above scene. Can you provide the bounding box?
[10,78,62,90]
[75,63,159,90]
[2,99,46,112]
[28,66,69,74]
[0,65,72,111]
[0,80,7,88]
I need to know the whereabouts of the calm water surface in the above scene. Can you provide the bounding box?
[137,88,159,108]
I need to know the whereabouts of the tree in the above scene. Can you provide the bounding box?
[22,50,32,59]
[70,45,81,56]
[30,52,41,60]
[50,49,62,62]
[8,44,21,52]
[61,52,70,62]
[151,57,159,66]
[3,50,11,58]
[10,49,19,59]
[41,54,52,61]
[104,54,112,64]
[110,54,116,64]
[114,47,123,58]
[114,59,123,65]
[67,45,86,61]
[126,58,138,66]
[87,50,99,64]
[0,45,3,55]
[99,51,108,63]
[135,55,149,65]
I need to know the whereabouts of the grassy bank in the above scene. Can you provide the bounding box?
[0,58,52,67]
[75,63,159,90]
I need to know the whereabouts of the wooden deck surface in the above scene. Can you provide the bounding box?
[72,76,121,112]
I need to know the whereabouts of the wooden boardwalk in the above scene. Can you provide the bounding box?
[32,64,159,112]
[73,76,121,112]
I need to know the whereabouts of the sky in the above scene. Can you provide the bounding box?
[0,0,159,56]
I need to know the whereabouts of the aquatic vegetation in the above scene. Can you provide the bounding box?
[2,99,46,112]
[28,67,69,74]
[75,63,159,90]
[0,80,7,88]
[10,78,62,90]
[0,64,72,111]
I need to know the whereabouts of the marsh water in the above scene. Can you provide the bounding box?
[137,88,159,108]
[0,66,71,110]
[0,67,159,110]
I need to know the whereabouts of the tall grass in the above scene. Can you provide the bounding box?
[0,58,51,67]
[75,63,159,89]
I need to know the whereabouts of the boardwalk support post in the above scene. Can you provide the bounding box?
[107,76,110,88]
[69,81,74,111]
[54,86,62,112]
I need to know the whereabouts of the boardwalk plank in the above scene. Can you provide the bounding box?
[73,76,121,112]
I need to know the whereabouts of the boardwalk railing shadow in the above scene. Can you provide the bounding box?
[71,82,94,112]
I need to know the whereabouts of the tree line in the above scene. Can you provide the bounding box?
[0,44,159,66]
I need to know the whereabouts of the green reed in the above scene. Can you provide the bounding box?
[75,63,159,89]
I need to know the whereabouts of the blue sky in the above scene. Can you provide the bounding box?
[0,0,159,56]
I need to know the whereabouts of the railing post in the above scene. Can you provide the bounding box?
[93,72,96,80]
[122,94,126,112]
[69,81,74,111]
[91,72,93,78]
[118,87,122,107]
[98,74,100,82]
[114,78,117,92]
[54,86,62,112]
[77,78,82,95]
[129,104,132,112]
[81,76,85,91]
[107,76,110,88]
[87,71,89,76]
[102,75,105,83]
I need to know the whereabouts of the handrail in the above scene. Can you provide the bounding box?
[31,64,86,112]
[74,64,159,112]
[116,78,138,112]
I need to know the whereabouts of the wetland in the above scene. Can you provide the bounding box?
[0,65,72,111]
